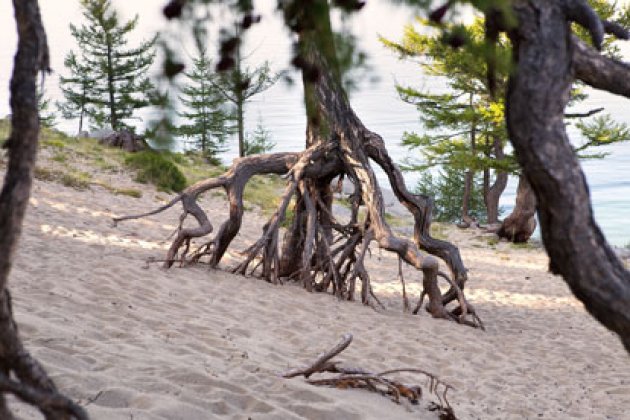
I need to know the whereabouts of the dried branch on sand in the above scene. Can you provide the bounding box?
[280,334,458,419]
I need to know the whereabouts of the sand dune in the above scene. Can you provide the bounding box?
[4,164,630,419]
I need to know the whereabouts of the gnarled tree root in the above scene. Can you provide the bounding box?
[115,137,482,328]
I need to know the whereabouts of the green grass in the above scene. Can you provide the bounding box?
[1,118,289,212]
[486,236,500,247]
[511,241,536,250]
[52,152,68,163]
[34,166,91,190]
[34,167,60,182]
[92,180,142,198]
[243,174,288,216]
[60,171,91,190]
[384,212,407,228]
[41,137,66,149]
[430,223,449,240]
[124,151,187,193]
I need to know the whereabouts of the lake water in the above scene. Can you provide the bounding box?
[1,1,629,245]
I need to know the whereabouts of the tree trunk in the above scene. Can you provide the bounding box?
[496,174,536,242]
[506,0,630,350]
[106,40,117,131]
[461,170,474,225]
[0,1,87,417]
[483,137,508,226]
[460,92,477,227]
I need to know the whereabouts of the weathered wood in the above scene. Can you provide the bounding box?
[506,0,630,350]
[497,175,537,243]
[115,0,481,327]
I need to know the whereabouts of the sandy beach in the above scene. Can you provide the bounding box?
[3,153,629,420]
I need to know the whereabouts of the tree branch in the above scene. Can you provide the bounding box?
[572,36,630,98]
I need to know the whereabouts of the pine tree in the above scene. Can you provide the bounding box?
[384,11,630,226]
[243,118,275,156]
[37,87,56,128]
[66,0,156,131]
[57,51,94,135]
[177,50,232,164]
[210,23,280,157]
[415,167,487,223]
[384,18,513,225]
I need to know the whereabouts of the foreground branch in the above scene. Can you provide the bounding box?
[0,1,88,417]
[507,0,630,351]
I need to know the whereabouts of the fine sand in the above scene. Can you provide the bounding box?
[4,155,630,420]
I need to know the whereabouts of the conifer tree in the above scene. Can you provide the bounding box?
[210,23,280,157]
[37,87,57,128]
[384,11,630,228]
[57,51,94,135]
[384,18,512,225]
[243,118,275,156]
[66,0,156,131]
[177,50,232,164]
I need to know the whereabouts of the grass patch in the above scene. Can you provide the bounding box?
[34,166,60,182]
[34,166,91,190]
[124,151,187,192]
[52,152,67,163]
[384,212,407,228]
[430,223,449,240]
[243,174,287,216]
[92,180,142,198]
[41,137,66,149]
[511,241,535,250]
[60,171,91,190]
[114,187,142,198]
[486,236,500,247]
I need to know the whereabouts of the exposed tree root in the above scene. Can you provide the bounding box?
[115,9,481,328]
[115,137,482,327]
[281,334,458,419]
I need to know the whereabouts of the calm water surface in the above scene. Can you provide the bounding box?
[1,1,629,245]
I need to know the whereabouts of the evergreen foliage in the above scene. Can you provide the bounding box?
[64,0,156,131]
[209,23,280,157]
[243,119,275,156]
[385,8,630,223]
[124,151,187,192]
[415,167,487,223]
[177,50,232,164]
[37,87,56,128]
[57,51,95,135]
[383,18,513,224]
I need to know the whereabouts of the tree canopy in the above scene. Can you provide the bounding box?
[62,0,156,131]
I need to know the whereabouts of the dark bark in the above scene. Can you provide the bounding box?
[461,94,476,226]
[483,137,508,226]
[506,0,630,351]
[496,174,536,243]
[0,1,88,418]
[461,171,474,225]
[106,40,117,131]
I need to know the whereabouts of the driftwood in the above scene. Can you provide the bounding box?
[281,334,457,419]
